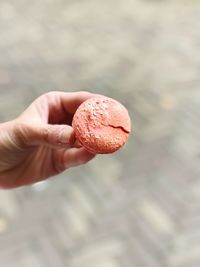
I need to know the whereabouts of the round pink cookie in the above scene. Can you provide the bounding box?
[72,96,131,154]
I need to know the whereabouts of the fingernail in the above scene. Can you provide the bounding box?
[59,128,75,146]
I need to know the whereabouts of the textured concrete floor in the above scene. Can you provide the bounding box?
[0,0,200,266]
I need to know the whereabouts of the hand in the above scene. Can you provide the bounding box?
[0,91,96,188]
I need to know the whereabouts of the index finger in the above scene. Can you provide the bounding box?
[41,91,95,124]
[56,91,95,114]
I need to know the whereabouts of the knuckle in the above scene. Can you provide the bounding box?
[43,92,54,102]
[41,125,51,142]
[39,91,58,102]
[52,152,66,174]
[78,159,85,165]
[12,121,32,147]
[77,156,89,165]
[78,90,91,95]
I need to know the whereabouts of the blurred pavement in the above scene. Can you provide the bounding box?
[0,0,200,266]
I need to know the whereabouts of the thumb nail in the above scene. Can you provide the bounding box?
[58,127,75,146]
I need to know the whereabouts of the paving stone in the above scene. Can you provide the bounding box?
[0,0,200,266]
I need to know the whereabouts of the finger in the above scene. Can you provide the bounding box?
[63,147,95,168]
[30,91,95,125]
[53,147,96,173]
[44,91,94,115]
[58,91,95,114]
[17,123,75,148]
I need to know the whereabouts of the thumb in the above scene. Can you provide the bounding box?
[17,123,75,148]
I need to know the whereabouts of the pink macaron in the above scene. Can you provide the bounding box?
[72,95,131,154]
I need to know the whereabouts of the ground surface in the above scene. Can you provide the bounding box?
[0,0,200,266]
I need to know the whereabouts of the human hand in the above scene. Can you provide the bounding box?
[0,91,96,188]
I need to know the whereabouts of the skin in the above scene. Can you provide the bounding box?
[0,91,96,189]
